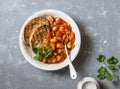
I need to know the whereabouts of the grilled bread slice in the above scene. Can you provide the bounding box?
[29,25,50,48]
[23,17,50,46]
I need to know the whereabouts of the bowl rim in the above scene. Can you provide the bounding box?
[19,9,81,71]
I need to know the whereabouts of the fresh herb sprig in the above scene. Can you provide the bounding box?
[96,55,120,83]
[33,46,53,60]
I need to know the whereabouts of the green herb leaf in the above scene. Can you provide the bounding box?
[32,46,53,60]
[34,52,40,60]
[97,66,110,80]
[96,55,120,83]
[97,74,106,80]
[43,46,53,59]
[107,56,118,65]
[107,76,113,83]
[33,49,43,60]
[33,48,39,54]
[98,66,106,73]
[97,55,105,62]
[34,54,39,60]
[38,49,43,58]
[108,66,116,71]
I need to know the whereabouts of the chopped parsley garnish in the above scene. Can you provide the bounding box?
[33,46,53,60]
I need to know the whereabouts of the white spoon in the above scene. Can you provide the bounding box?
[64,44,77,79]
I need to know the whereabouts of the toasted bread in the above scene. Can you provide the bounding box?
[23,17,50,46]
[29,25,50,48]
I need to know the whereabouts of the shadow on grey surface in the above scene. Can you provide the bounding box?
[73,21,94,74]
[99,82,109,89]
[49,64,69,77]
[99,80,120,89]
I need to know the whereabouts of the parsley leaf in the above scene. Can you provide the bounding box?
[108,66,116,71]
[32,46,53,60]
[97,74,106,80]
[97,66,110,80]
[43,46,53,59]
[107,76,113,83]
[96,55,120,83]
[97,55,105,62]
[34,53,40,60]
[107,56,118,65]
[98,66,106,73]
[32,48,39,54]
[33,48,43,60]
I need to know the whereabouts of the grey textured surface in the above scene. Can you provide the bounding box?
[0,0,120,89]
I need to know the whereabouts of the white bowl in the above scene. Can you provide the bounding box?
[77,77,100,89]
[19,9,81,71]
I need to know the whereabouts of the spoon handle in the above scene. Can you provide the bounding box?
[69,60,77,79]
[64,45,77,79]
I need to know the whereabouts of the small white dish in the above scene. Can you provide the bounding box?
[19,9,81,71]
[78,77,100,89]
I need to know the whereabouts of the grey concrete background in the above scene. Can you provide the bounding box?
[0,0,120,89]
